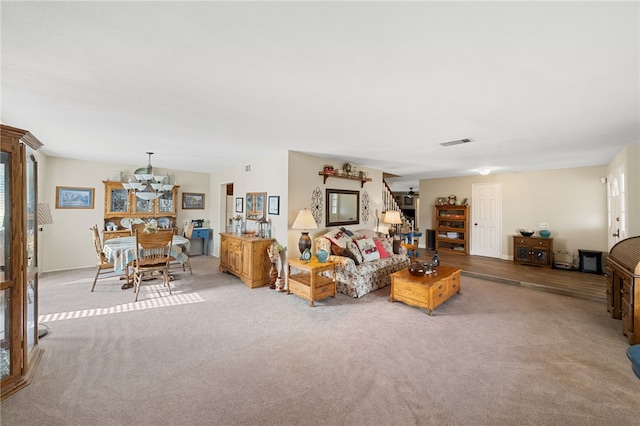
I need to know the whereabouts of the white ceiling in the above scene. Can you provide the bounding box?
[2,1,638,191]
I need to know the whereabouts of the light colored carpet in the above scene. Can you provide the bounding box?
[2,256,638,426]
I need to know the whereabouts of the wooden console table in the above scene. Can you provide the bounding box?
[287,257,336,307]
[390,265,462,315]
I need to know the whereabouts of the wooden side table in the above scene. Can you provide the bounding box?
[390,265,462,315]
[287,257,336,307]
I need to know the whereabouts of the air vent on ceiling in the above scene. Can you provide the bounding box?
[440,138,471,147]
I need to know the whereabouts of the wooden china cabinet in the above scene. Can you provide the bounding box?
[1,124,44,400]
[102,181,180,241]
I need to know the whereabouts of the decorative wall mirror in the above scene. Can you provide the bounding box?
[326,189,359,227]
[246,192,266,220]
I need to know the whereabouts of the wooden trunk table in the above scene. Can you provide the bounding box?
[287,257,336,307]
[390,265,462,315]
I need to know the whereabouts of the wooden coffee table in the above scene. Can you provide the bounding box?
[390,265,462,315]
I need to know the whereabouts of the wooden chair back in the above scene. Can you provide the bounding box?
[90,225,107,263]
[130,222,147,236]
[184,223,194,239]
[133,230,173,268]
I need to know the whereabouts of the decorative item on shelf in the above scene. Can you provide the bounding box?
[437,197,447,205]
[520,229,534,237]
[144,219,158,233]
[323,165,335,175]
[122,152,175,201]
[292,208,318,259]
[315,248,329,263]
[539,229,551,238]
[447,194,457,205]
[343,162,352,176]
[383,210,402,238]
[431,249,440,269]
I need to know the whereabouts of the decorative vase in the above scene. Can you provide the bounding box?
[431,249,440,269]
[315,249,329,263]
[539,229,551,238]
[408,260,426,276]
[275,277,285,292]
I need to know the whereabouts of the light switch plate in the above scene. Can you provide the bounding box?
[539,223,549,229]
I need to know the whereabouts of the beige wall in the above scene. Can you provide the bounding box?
[419,166,609,259]
[39,156,210,272]
[287,152,386,257]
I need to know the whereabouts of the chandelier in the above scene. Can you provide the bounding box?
[122,152,174,200]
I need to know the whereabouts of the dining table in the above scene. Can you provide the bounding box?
[102,235,191,288]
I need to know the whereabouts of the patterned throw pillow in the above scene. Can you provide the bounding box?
[378,237,394,255]
[324,229,353,248]
[374,239,390,258]
[346,240,364,264]
[355,237,381,262]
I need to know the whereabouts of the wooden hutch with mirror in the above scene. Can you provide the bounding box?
[102,180,180,240]
[1,124,44,400]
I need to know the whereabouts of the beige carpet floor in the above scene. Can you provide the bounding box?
[2,256,638,426]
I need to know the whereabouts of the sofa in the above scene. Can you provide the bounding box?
[314,228,410,298]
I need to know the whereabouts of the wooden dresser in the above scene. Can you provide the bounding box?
[607,236,640,344]
[513,236,553,267]
[219,233,274,288]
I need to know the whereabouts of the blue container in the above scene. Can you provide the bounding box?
[539,229,551,238]
[315,249,329,263]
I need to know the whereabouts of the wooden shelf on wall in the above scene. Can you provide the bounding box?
[318,171,372,188]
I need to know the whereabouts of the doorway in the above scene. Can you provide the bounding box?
[607,166,626,250]
[471,182,502,258]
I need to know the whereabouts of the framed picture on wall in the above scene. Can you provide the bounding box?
[268,196,280,215]
[182,192,205,210]
[55,186,95,209]
[235,197,243,213]
[404,196,414,206]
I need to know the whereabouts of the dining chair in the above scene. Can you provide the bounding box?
[132,230,173,301]
[90,225,121,291]
[130,222,146,236]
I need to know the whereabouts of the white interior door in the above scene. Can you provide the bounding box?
[608,166,626,250]
[471,182,502,258]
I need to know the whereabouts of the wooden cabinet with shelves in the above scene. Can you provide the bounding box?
[435,205,469,255]
[219,233,274,288]
[102,181,179,235]
[512,236,553,267]
[318,171,371,188]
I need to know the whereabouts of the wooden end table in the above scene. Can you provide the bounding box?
[390,265,462,315]
[287,257,336,307]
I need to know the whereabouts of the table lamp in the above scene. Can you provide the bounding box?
[292,208,318,259]
[383,210,402,238]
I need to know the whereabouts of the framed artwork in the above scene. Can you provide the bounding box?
[182,192,205,210]
[268,196,280,215]
[235,197,244,213]
[55,186,95,209]
[404,196,414,206]
[246,192,266,220]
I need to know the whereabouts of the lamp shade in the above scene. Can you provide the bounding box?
[383,210,402,225]
[292,209,318,230]
[292,209,318,258]
[37,203,53,225]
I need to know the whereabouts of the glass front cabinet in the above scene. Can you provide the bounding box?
[1,124,44,400]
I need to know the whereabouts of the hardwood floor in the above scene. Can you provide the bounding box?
[432,251,607,302]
